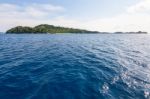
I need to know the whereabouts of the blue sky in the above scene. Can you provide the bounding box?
[0,0,150,32]
[0,0,140,18]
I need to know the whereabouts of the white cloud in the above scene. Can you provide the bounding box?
[83,13,150,32]
[127,0,150,13]
[25,4,65,18]
[0,3,66,32]
[0,2,150,33]
[0,3,65,19]
[0,3,19,11]
[79,0,150,33]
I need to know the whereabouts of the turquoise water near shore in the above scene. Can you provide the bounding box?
[0,34,150,99]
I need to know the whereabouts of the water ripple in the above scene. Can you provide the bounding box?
[0,34,150,99]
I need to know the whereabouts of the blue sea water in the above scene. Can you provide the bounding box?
[0,34,150,99]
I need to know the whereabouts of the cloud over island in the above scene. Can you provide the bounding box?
[0,0,150,33]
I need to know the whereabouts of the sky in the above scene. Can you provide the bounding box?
[0,0,150,32]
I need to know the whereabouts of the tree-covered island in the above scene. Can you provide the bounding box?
[6,24,99,34]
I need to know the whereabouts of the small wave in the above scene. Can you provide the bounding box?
[0,34,150,99]
[99,83,109,96]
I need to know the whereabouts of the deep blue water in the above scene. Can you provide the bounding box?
[0,34,150,99]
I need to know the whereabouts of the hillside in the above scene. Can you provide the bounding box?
[6,24,99,34]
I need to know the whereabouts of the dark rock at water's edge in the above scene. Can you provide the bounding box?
[6,24,100,34]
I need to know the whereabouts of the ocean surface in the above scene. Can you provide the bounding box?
[0,34,150,99]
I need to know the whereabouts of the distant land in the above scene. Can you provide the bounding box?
[114,31,148,34]
[6,24,99,34]
[6,24,148,34]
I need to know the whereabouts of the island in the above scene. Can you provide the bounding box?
[6,24,148,34]
[6,24,99,34]
[114,31,148,34]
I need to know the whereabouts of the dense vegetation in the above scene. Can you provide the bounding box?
[6,24,99,34]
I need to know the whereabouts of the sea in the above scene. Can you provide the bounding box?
[0,34,150,99]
